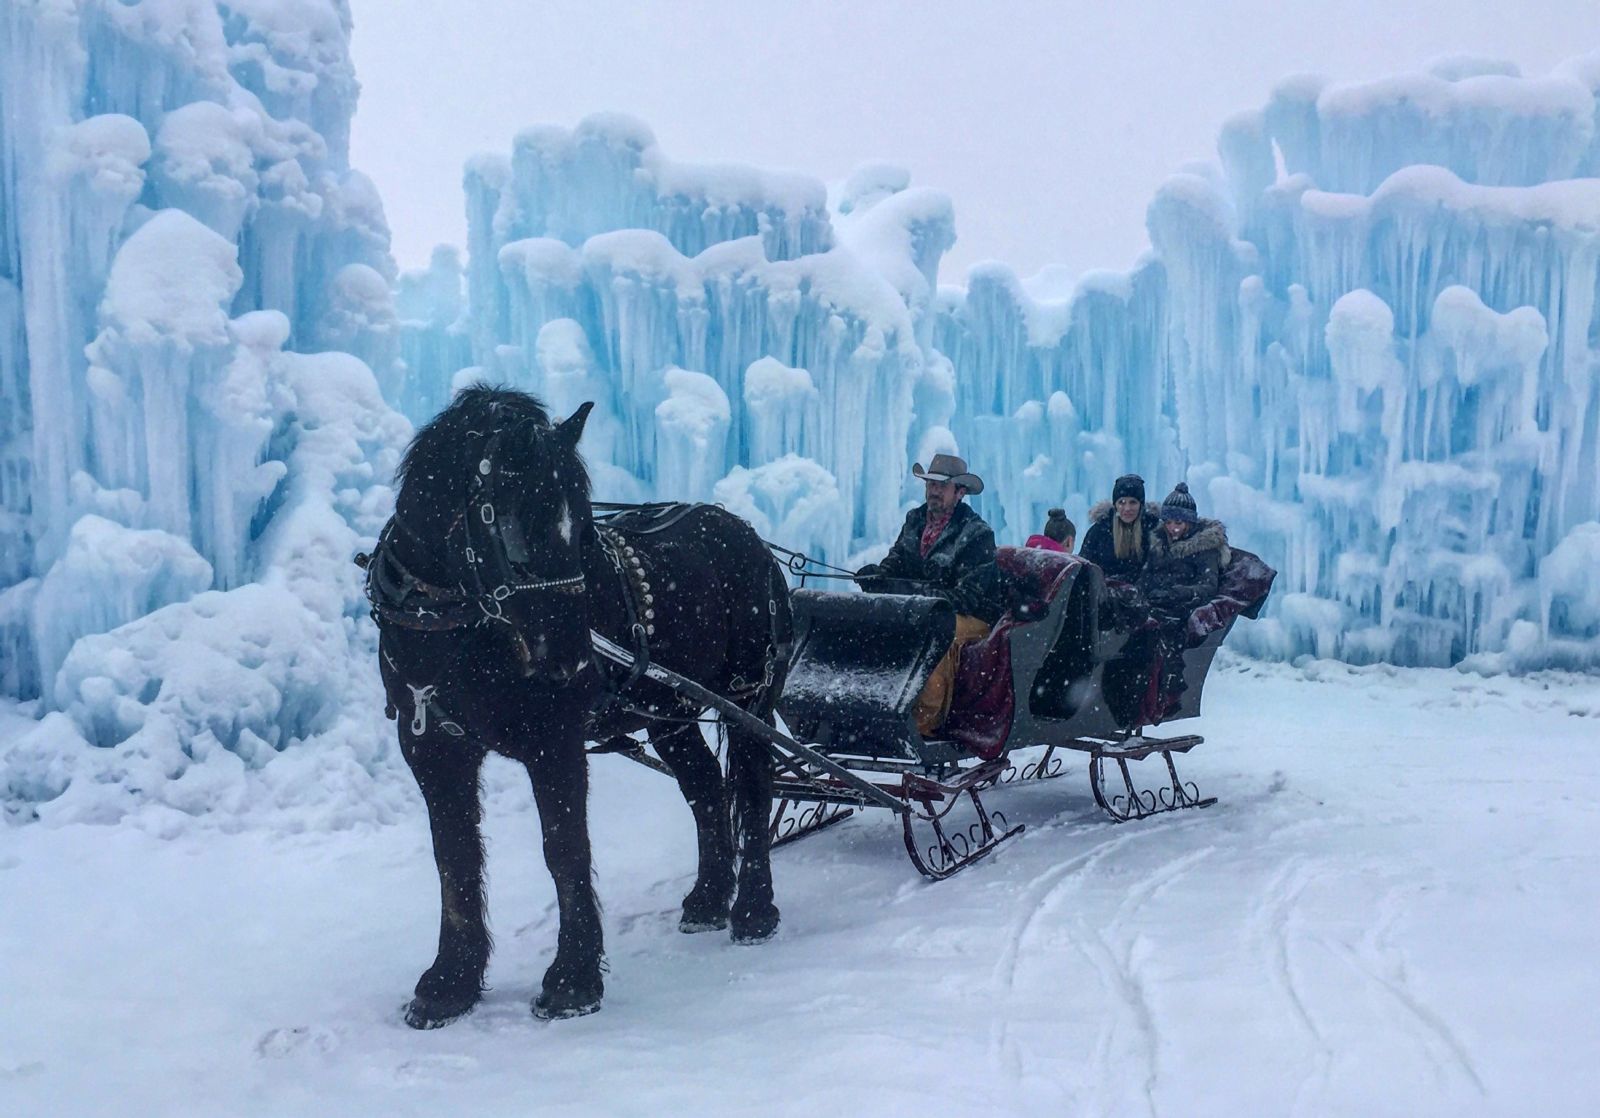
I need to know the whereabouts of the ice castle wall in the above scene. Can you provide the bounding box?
[0,1,406,719]
[387,65,1600,670]
[397,118,936,554]
[937,59,1600,669]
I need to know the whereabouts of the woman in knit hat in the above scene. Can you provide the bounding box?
[1138,481,1232,706]
[1140,482,1231,616]
[1078,474,1159,581]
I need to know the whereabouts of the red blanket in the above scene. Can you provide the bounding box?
[944,549,1086,759]
[943,546,1278,749]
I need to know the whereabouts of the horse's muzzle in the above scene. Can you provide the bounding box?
[517,647,591,686]
[508,627,591,685]
[533,655,590,684]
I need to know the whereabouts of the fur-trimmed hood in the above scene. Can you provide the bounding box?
[1088,500,1159,524]
[1150,518,1230,567]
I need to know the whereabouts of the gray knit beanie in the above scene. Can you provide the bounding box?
[1160,482,1198,524]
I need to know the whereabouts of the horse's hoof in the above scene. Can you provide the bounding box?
[679,883,733,934]
[730,906,780,945]
[532,990,602,1021]
[679,912,730,934]
[402,993,478,1030]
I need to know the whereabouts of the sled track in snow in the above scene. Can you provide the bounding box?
[987,824,1142,1082]
[1341,885,1486,1096]
[1250,856,1335,1115]
[1245,857,1486,1110]
[986,816,1213,1114]
[1078,843,1217,1117]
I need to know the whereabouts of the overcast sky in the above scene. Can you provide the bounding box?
[348,0,1600,286]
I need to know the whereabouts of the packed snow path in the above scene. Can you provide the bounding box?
[4,657,1597,1116]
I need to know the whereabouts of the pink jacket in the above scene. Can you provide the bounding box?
[1024,534,1066,552]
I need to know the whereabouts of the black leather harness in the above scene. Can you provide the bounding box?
[359,500,787,738]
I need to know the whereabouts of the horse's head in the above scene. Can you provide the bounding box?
[398,388,597,685]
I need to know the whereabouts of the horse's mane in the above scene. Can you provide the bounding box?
[399,385,591,499]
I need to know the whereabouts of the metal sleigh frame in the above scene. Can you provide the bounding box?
[588,619,1023,882]
[592,550,1264,880]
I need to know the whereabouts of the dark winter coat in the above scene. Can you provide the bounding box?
[1140,518,1231,616]
[1078,501,1160,582]
[863,501,1004,623]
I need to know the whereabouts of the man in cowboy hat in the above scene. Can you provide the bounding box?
[856,453,1002,735]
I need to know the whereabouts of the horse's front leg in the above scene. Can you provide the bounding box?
[402,738,490,1029]
[524,722,605,1019]
[727,724,780,944]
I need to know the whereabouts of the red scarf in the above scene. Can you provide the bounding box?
[920,509,953,557]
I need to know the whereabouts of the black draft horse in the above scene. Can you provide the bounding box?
[366,387,792,1027]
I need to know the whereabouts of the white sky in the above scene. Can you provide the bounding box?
[347,0,1600,286]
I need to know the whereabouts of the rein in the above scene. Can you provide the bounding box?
[597,500,921,589]
[763,540,862,585]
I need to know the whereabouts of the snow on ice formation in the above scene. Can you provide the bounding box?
[1,1,409,821]
[395,65,1600,672]
[443,125,929,548]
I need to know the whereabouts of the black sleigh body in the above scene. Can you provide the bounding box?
[768,545,1276,876]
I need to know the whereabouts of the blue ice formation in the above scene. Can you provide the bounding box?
[400,61,1600,671]
[1,1,409,820]
[396,115,952,552]
[940,59,1600,670]
[4,0,1600,828]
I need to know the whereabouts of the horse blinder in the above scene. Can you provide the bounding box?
[465,429,591,682]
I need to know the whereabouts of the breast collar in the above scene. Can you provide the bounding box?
[593,523,656,692]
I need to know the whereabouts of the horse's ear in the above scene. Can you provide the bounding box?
[557,401,594,445]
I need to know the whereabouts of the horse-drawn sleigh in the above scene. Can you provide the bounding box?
[362,387,1273,1026]
[595,521,1276,879]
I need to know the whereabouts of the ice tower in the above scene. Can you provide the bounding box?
[0,2,407,819]
[399,115,947,552]
[937,60,1600,669]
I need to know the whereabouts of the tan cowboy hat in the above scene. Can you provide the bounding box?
[912,453,984,495]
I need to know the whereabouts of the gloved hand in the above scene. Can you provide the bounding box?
[853,562,882,585]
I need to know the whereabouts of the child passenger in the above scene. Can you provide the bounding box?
[1025,508,1075,553]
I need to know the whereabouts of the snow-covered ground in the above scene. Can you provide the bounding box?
[3,656,1597,1117]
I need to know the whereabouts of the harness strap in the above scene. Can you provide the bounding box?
[593,501,703,537]
[399,683,465,738]
[361,518,481,632]
[595,524,655,696]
